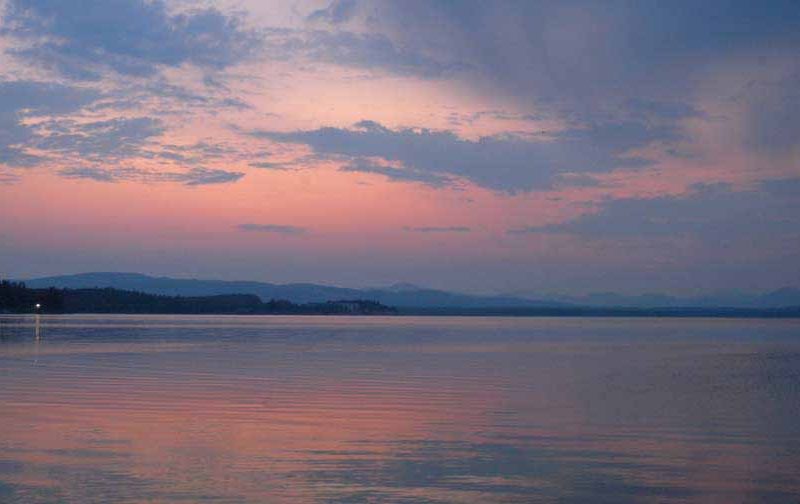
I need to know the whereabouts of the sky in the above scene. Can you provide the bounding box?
[0,0,798,295]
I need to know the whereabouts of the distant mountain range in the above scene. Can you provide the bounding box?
[23,273,566,309]
[22,272,800,309]
[0,280,396,315]
[509,288,800,309]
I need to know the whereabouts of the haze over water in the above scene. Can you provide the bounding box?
[1,315,799,503]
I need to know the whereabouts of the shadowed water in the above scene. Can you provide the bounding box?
[0,315,799,503]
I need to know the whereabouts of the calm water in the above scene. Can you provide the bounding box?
[1,315,799,503]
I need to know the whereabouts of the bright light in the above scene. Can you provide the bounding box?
[35,303,41,309]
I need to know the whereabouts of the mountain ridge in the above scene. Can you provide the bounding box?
[507,288,800,309]
[22,272,800,309]
[23,272,565,309]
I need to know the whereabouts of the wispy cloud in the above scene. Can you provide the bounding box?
[3,0,261,79]
[0,171,21,184]
[260,21,468,79]
[0,80,101,167]
[404,226,471,233]
[35,117,165,161]
[237,223,308,235]
[254,119,667,192]
[306,0,358,24]
[249,161,292,170]
[507,183,800,240]
[340,157,452,187]
[58,166,244,186]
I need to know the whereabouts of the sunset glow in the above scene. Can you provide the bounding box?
[1,0,798,295]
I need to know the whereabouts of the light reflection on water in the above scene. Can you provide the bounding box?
[1,315,799,503]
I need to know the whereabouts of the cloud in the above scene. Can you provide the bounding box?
[58,166,244,186]
[0,80,245,185]
[307,0,358,24]
[263,28,465,79]
[237,223,307,235]
[249,161,291,170]
[2,0,261,79]
[761,177,800,198]
[307,0,798,164]
[85,77,254,114]
[0,141,41,167]
[34,117,165,161]
[0,171,21,184]
[182,167,244,186]
[741,70,800,158]
[0,80,101,116]
[0,80,101,166]
[403,226,471,233]
[58,167,116,183]
[338,1,800,101]
[553,173,614,189]
[340,157,452,187]
[508,183,800,240]
[624,99,705,122]
[254,119,672,192]
[154,141,239,163]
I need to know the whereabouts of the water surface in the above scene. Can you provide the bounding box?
[1,315,799,503]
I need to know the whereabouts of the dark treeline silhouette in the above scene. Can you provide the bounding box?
[0,280,64,313]
[0,281,395,315]
[3,280,798,318]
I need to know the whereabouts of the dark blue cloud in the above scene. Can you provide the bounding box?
[237,223,307,234]
[263,28,465,79]
[0,80,101,166]
[340,1,800,97]
[58,166,117,183]
[2,0,260,79]
[509,183,800,240]
[624,100,705,121]
[34,117,165,161]
[0,80,101,115]
[312,0,799,158]
[155,141,238,163]
[0,79,248,185]
[254,119,672,192]
[403,226,471,233]
[58,166,244,186]
[340,157,453,187]
[307,0,359,24]
[249,161,291,170]
[761,177,800,198]
[553,173,614,189]
[742,71,800,157]
[83,78,252,119]
[181,167,244,186]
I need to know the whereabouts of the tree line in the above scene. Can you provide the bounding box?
[0,280,396,315]
[0,280,64,312]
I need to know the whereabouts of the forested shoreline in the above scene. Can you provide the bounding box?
[0,281,395,315]
[2,280,798,318]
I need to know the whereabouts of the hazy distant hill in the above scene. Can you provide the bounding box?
[509,288,800,309]
[25,273,565,309]
[24,272,800,309]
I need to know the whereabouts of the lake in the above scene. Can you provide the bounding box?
[1,315,799,503]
